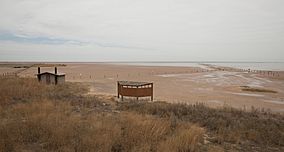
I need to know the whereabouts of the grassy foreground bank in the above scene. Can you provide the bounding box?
[0,78,283,152]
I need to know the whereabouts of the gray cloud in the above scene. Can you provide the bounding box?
[0,0,284,61]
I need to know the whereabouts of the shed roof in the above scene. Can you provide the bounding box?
[118,81,152,86]
[37,72,65,76]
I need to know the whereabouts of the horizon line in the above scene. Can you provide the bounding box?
[1,61,284,64]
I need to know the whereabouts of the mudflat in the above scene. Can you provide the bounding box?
[1,63,284,112]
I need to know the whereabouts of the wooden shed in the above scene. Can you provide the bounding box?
[37,67,65,85]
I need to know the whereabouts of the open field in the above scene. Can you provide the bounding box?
[0,77,283,151]
[2,63,283,112]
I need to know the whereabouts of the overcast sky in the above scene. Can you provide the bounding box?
[0,0,283,62]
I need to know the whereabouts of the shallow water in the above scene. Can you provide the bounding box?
[157,71,268,88]
[111,62,284,71]
[231,93,265,97]
[211,62,284,71]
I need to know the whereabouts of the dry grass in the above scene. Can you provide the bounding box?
[0,78,205,152]
[158,125,204,152]
[0,101,204,152]
[118,101,284,151]
[0,77,88,106]
[0,77,283,151]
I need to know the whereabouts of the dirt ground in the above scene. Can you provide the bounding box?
[1,63,284,112]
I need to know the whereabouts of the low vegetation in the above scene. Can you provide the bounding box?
[0,78,204,152]
[0,77,283,151]
[31,63,66,67]
[241,86,278,93]
[0,63,66,69]
[118,101,284,151]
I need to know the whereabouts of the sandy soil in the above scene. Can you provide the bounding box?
[1,63,284,112]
